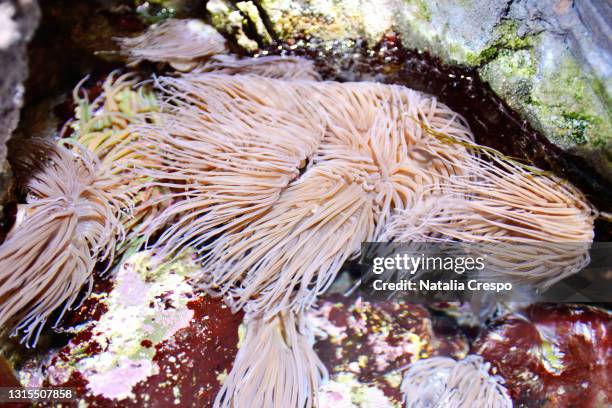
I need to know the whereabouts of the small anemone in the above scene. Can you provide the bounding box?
[401,355,512,408]
[0,140,128,345]
[67,71,166,252]
[117,18,227,70]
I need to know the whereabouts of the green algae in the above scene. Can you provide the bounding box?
[480,34,611,164]
[467,20,533,66]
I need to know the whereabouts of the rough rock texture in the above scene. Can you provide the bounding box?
[14,257,467,407]
[479,1,611,182]
[18,251,243,407]
[208,0,611,182]
[309,295,469,406]
[0,0,40,214]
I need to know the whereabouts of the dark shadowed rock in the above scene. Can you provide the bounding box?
[0,0,40,214]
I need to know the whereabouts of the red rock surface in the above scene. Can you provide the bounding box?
[36,295,241,408]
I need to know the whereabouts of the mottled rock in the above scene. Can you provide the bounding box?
[13,256,474,407]
[479,28,611,181]
[260,0,510,61]
[310,295,469,406]
[474,304,611,407]
[207,0,274,51]
[0,0,40,214]
[18,251,243,407]
[318,372,400,408]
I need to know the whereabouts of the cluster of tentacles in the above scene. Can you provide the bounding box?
[0,19,596,407]
[401,355,513,407]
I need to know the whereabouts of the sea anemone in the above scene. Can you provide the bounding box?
[401,355,512,407]
[67,72,166,251]
[216,312,326,408]
[0,19,597,406]
[117,18,228,70]
[0,140,128,345]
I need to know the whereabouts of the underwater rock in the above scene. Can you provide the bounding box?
[0,353,21,388]
[0,0,40,216]
[23,0,143,107]
[479,30,611,182]
[474,303,611,407]
[0,355,28,407]
[209,0,611,182]
[259,0,509,59]
[207,0,273,51]
[18,251,242,407]
[309,295,469,405]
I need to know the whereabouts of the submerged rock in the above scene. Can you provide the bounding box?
[310,295,469,406]
[479,29,611,182]
[209,0,611,182]
[319,372,399,408]
[18,251,242,407]
[474,304,611,407]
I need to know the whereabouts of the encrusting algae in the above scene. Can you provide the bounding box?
[0,19,598,407]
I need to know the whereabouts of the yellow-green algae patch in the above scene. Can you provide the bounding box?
[480,33,611,179]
